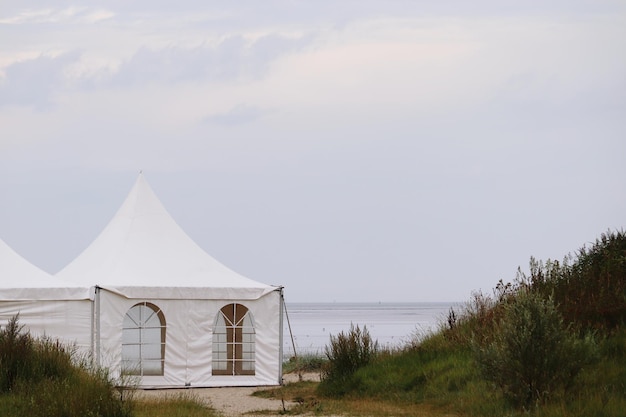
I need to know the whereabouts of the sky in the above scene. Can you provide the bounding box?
[1,1,625,303]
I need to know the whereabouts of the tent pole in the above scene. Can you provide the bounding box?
[278,288,284,384]
[90,290,95,367]
[281,290,301,382]
[95,286,101,367]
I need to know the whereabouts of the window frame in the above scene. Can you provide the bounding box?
[212,303,256,376]
[121,302,166,376]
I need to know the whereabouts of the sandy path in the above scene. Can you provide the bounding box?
[134,372,320,416]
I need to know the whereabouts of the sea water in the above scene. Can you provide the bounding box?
[282,302,460,356]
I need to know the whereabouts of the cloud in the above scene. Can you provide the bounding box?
[0,7,114,25]
[0,51,82,109]
[203,103,269,126]
[0,30,313,109]
[108,32,314,87]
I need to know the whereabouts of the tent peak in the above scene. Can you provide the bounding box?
[57,175,274,299]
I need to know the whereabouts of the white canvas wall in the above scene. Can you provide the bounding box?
[0,300,93,356]
[96,288,282,388]
[0,238,93,357]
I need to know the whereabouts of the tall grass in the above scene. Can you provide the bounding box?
[0,315,132,417]
[518,230,626,331]
[318,324,378,397]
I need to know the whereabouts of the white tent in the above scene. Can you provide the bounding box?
[57,174,283,387]
[0,238,93,354]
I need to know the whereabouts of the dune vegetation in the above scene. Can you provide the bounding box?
[261,230,626,416]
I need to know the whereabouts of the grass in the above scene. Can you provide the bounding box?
[133,394,219,417]
[255,328,625,417]
[254,379,456,416]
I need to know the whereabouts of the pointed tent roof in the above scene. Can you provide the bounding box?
[57,174,275,300]
[0,238,91,300]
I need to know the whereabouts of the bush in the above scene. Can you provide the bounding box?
[318,324,378,396]
[472,291,597,410]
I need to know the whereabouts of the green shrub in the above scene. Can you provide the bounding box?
[472,291,598,410]
[318,324,378,396]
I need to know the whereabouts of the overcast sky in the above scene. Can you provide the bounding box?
[1,1,625,302]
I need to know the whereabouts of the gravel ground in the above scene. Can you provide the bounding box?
[135,372,321,416]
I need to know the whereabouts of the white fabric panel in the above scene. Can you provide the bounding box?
[0,238,93,359]
[97,291,127,381]
[97,289,281,388]
[247,291,282,386]
[182,301,213,386]
[0,286,92,301]
[0,238,92,300]
[0,300,93,356]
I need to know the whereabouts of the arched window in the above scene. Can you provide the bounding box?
[212,303,255,375]
[122,302,166,376]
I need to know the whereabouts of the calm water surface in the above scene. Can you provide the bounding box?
[282,302,460,356]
